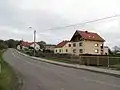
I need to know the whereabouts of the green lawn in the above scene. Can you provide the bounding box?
[110,64,120,70]
[0,50,18,90]
[45,57,72,63]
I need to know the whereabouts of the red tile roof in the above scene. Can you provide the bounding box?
[77,30,105,42]
[56,40,69,48]
[21,41,34,47]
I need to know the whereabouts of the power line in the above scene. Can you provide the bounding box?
[44,14,120,30]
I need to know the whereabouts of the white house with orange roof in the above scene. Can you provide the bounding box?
[17,41,40,51]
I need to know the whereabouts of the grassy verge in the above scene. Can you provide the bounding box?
[44,57,73,64]
[110,64,120,70]
[22,50,120,70]
[0,50,18,90]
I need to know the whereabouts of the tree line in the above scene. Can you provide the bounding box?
[0,39,120,55]
[0,39,47,50]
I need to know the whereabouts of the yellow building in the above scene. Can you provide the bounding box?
[54,41,72,54]
[54,30,107,55]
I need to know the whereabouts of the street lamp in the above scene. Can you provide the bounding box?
[29,27,36,56]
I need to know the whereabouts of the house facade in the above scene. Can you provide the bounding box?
[30,43,40,51]
[45,44,56,51]
[17,41,40,51]
[54,30,107,55]
[55,41,72,54]
[103,46,109,55]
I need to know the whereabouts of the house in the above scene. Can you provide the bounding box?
[18,41,40,51]
[55,41,72,54]
[45,44,56,51]
[103,46,109,55]
[54,30,108,55]
[17,45,21,50]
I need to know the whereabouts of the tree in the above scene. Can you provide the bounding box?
[108,48,113,55]
[37,41,46,49]
[0,40,8,50]
[113,46,120,54]
[113,46,120,51]
[5,39,20,48]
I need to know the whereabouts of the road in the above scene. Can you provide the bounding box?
[3,49,120,90]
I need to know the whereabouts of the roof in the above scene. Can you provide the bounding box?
[76,30,105,42]
[56,40,69,48]
[21,41,34,47]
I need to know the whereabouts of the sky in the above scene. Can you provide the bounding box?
[0,0,120,49]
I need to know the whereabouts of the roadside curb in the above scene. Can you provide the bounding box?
[16,50,120,78]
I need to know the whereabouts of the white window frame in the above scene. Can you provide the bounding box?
[66,49,68,52]
[79,49,83,53]
[79,42,82,46]
[73,43,76,47]
[95,49,99,53]
[73,49,76,53]
[95,43,98,47]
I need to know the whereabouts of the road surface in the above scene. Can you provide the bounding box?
[3,49,120,90]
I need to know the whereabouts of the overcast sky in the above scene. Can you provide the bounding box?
[1,0,120,48]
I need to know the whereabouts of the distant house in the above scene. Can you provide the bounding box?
[45,44,56,51]
[103,46,109,55]
[54,30,108,55]
[17,41,40,51]
[17,45,21,50]
[54,41,72,54]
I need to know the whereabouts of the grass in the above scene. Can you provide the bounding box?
[23,50,120,70]
[110,64,120,70]
[45,57,73,64]
[0,50,18,90]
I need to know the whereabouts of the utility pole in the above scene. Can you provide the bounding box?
[29,26,36,56]
[108,56,110,68]
[34,30,36,56]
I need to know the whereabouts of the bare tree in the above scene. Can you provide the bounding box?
[113,46,120,54]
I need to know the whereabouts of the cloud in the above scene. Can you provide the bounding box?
[0,0,70,43]
[0,0,120,49]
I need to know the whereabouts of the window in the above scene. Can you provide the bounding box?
[73,43,76,47]
[95,49,99,53]
[95,43,98,47]
[79,49,83,53]
[100,44,103,48]
[68,44,71,47]
[73,49,76,53]
[66,49,68,52]
[79,42,82,46]
[59,49,61,52]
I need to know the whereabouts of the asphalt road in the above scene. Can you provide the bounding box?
[3,49,120,90]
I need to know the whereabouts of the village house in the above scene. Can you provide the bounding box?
[45,44,56,51]
[54,30,109,55]
[17,41,40,51]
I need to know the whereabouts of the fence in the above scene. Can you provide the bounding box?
[24,51,120,70]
